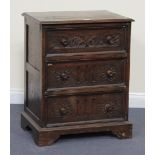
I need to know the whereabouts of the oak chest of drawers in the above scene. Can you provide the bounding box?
[21,10,134,146]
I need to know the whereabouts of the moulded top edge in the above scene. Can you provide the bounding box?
[22,10,134,24]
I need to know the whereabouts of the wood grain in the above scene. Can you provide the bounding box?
[21,10,133,146]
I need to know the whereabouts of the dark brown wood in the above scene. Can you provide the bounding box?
[45,50,127,62]
[21,10,134,146]
[45,93,126,126]
[45,59,126,89]
[22,10,134,24]
[21,112,132,146]
[45,84,127,97]
[44,24,127,54]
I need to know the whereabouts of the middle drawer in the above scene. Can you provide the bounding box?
[45,59,126,90]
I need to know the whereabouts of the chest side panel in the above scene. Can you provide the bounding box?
[24,17,42,121]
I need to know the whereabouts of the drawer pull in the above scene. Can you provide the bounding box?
[106,70,116,79]
[104,103,113,113]
[59,107,67,115]
[48,63,53,67]
[59,73,70,81]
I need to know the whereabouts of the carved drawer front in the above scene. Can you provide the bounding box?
[46,93,126,126]
[46,59,126,89]
[44,24,127,54]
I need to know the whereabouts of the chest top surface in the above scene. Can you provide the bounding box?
[22,10,134,24]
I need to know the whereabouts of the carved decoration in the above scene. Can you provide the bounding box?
[47,61,123,89]
[60,34,120,48]
[47,94,123,123]
[51,102,73,118]
[101,66,117,81]
[96,95,122,117]
[55,70,70,82]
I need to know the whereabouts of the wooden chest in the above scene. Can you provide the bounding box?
[21,10,134,146]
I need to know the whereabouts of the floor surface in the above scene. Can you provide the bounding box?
[10,105,145,155]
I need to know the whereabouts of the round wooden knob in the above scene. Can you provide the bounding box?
[48,63,53,67]
[104,104,113,112]
[59,73,70,81]
[106,70,115,78]
[59,107,67,115]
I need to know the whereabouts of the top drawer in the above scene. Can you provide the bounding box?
[43,23,129,54]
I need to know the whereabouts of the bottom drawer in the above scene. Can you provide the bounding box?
[46,93,127,127]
